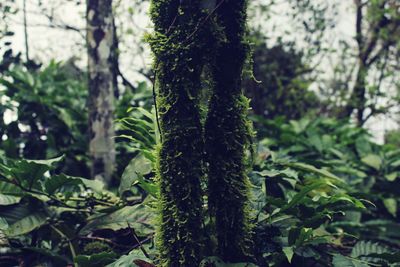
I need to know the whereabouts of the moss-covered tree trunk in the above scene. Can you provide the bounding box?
[87,0,116,184]
[205,0,253,262]
[148,1,207,266]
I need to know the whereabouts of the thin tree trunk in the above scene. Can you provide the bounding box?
[23,0,29,62]
[87,0,116,184]
[342,0,367,125]
[205,0,253,262]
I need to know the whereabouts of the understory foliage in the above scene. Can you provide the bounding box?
[0,102,400,266]
[1,2,400,267]
[252,117,400,266]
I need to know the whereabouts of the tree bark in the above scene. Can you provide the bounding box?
[87,0,116,184]
[205,0,253,262]
[148,1,207,266]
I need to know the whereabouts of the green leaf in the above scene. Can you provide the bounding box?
[286,162,342,182]
[332,254,368,267]
[290,119,310,134]
[351,241,389,258]
[281,181,332,212]
[390,159,400,168]
[0,197,48,236]
[119,154,152,196]
[23,155,65,166]
[383,198,397,217]
[256,168,298,179]
[75,252,118,267]
[4,210,47,236]
[135,175,159,198]
[282,247,294,263]
[1,156,64,190]
[355,137,373,157]
[80,177,105,193]
[361,154,382,170]
[0,181,23,205]
[44,174,83,195]
[385,172,397,182]
[367,252,400,264]
[106,248,152,267]
[308,134,323,152]
[80,204,154,236]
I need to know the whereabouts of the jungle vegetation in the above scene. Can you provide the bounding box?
[0,0,399,266]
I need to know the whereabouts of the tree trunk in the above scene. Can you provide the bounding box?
[205,0,253,262]
[341,0,368,126]
[87,0,116,185]
[148,1,207,266]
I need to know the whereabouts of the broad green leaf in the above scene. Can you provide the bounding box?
[1,156,64,190]
[0,217,9,231]
[44,174,83,195]
[119,154,152,196]
[361,154,382,170]
[0,197,48,236]
[0,181,23,205]
[80,177,105,193]
[75,252,118,267]
[5,211,47,236]
[355,137,373,157]
[80,204,154,235]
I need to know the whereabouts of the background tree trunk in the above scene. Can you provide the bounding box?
[87,0,116,184]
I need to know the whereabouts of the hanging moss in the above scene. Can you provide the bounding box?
[205,0,254,262]
[147,1,209,266]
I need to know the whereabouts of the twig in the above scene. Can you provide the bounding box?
[127,221,151,259]
[50,225,77,267]
[184,0,225,42]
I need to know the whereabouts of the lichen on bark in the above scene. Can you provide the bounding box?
[205,0,254,262]
[147,1,209,266]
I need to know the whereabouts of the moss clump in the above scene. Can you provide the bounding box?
[147,1,209,266]
[205,0,254,262]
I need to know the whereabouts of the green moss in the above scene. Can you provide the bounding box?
[147,1,209,266]
[205,0,254,262]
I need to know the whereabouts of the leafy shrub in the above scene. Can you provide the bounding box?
[251,117,400,266]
